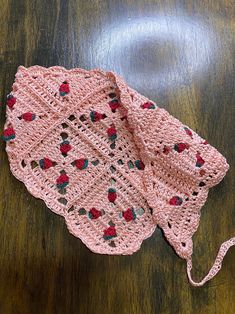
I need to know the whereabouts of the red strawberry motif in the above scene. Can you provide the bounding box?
[22,112,36,121]
[174,142,190,153]
[122,208,136,222]
[6,95,16,109]
[184,127,193,138]
[135,160,145,170]
[202,140,208,145]
[108,188,117,202]
[75,158,88,170]
[169,196,183,206]
[89,207,102,219]
[90,111,106,122]
[59,81,70,96]
[108,99,120,112]
[107,124,117,141]
[60,141,72,154]
[196,152,205,167]
[103,226,117,240]
[3,127,15,141]
[39,158,54,170]
[56,173,69,189]
[140,102,156,109]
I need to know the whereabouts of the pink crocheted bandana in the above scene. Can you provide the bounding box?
[3,66,233,286]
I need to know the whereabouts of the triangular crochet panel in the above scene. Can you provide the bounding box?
[4,66,230,273]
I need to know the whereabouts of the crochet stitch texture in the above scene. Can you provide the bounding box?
[4,66,233,286]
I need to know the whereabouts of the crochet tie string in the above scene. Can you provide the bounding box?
[186,237,235,286]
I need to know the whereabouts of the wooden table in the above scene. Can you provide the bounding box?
[0,1,234,313]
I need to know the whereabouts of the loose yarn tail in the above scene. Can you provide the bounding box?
[187,237,235,286]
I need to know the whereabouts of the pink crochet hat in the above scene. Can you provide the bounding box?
[3,65,233,286]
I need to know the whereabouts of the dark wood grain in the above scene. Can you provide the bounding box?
[0,1,234,313]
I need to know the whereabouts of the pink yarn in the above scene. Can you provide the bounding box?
[4,65,233,286]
